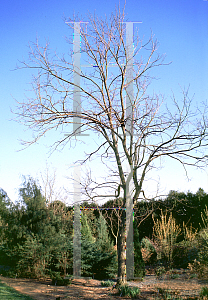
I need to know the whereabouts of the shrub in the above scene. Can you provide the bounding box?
[155,266,166,279]
[198,228,208,264]
[49,271,72,286]
[186,210,208,280]
[141,237,157,265]
[188,259,208,279]
[172,240,198,269]
[153,211,181,265]
[134,224,146,278]
[81,213,117,280]
[81,238,117,279]
[0,268,17,278]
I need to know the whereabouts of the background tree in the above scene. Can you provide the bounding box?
[15,6,208,284]
[0,177,74,279]
[0,189,13,268]
[102,197,124,247]
[40,163,68,204]
[80,210,117,279]
[133,222,145,278]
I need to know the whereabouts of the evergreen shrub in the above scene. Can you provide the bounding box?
[81,212,117,280]
[49,271,72,286]
[134,225,146,278]
[140,237,157,265]
[172,241,198,268]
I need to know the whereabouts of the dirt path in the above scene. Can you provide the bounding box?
[0,274,208,299]
[0,276,123,299]
[129,275,208,298]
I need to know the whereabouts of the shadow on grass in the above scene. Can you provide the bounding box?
[0,280,34,300]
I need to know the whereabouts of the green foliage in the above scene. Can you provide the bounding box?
[49,232,73,276]
[187,208,208,279]
[156,287,182,300]
[170,273,179,279]
[116,284,140,298]
[101,280,114,286]
[0,189,13,264]
[189,273,197,279]
[0,177,73,279]
[81,212,117,279]
[16,234,47,278]
[94,214,117,279]
[200,287,208,298]
[96,213,112,249]
[49,271,72,286]
[137,188,208,242]
[155,266,166,278]
[80,211,96,277]
[2,180,208,281]
[141,237,157,265]
[198,229,208,264]
[186,231,208,279]
[0,189,11,231]
[188,259,208,279]
[0,269,17,278]
[81,212,95,243]
[133,223,145,278]
[172,240,198,269]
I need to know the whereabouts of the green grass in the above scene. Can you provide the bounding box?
[0,280,34,299]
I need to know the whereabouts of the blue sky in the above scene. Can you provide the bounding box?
[1,0,208,204]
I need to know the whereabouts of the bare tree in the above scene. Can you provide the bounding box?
[39,162,68,204]
[102,197,124,248]
[14,6,208,284]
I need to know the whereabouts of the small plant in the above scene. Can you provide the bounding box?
[156,287,181,299]
[170,273,179,279]
[189,273,197,279]
[200,286,208,298]
[117,284,140,298]
[101,280,114,287]
[157,287,171,299]
[188,259,208,279]
[166,269,181,279]
[155,266,166,278]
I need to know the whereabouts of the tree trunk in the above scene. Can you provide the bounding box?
[117,208,126,285]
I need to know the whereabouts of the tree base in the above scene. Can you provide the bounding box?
[116,276,127,287]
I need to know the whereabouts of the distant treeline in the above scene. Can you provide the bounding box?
[0,177,207,280]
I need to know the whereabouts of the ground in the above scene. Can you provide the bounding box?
[0,271,208,299]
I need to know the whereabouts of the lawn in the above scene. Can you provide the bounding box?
[0,280,34,300]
